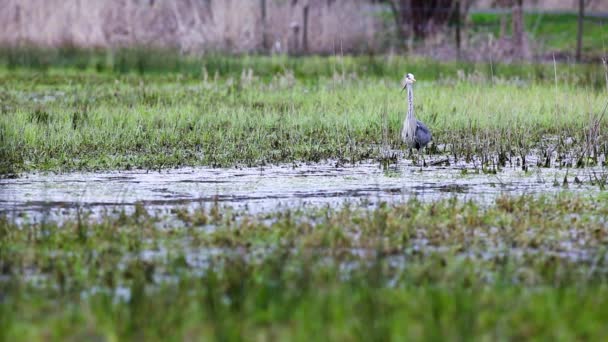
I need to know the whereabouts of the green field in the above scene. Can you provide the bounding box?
[1,51,606,175]
[470,12,608,58]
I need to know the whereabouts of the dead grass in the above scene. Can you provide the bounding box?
[0,0,382,54]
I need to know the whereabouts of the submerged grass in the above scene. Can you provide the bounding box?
[1,195,608,340]
[1,53,607,174]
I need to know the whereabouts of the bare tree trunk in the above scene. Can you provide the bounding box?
[382,0,463,47]
[576,0,584,62]
[385,0,409,47]
[410,0,454,38]
[511,0,524,60]
[261,0,268,51]
[455,0,461,59]
[302,5,309,53]
[499,13,507,38]
[289,25,300,55]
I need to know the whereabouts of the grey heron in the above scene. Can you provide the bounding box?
[401,73,431,164]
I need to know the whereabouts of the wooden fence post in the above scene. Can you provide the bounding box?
[455,0,461,60]
[302,5,309,53]
[261,0,269,51]
[576,0,584,63]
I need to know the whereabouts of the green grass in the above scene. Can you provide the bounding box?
[2,195,608,340]
[470,12,608,57]
[1,53,607,175]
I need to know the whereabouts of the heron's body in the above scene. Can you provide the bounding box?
[401,73,431,150]
[411,120,431,150]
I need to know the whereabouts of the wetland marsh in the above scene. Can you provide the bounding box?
[1,51,607,340]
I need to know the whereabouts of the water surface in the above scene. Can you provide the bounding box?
[1,159,604,223]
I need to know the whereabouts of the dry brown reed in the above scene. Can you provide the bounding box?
[0,0,383,54]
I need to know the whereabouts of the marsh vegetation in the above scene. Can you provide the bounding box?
[1,50,607,340]
[1,52,607,175]
[2,195,608,340]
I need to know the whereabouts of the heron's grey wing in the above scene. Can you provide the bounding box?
[414,120,432,149]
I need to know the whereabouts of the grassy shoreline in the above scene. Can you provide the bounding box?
[1,54,607,175]
[1,48,607,83]
[2,195,608,340]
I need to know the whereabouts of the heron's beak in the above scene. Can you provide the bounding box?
[411,77,416,83]
[401,80,416,92]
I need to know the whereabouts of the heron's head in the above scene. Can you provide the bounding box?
[401,73,416,91]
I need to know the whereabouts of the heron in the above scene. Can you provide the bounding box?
[401,73,431,165]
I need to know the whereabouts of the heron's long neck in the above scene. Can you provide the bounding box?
[406,83,415,124]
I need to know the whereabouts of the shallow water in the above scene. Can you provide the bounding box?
[2,159,607,292]
[1,158,605,223]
